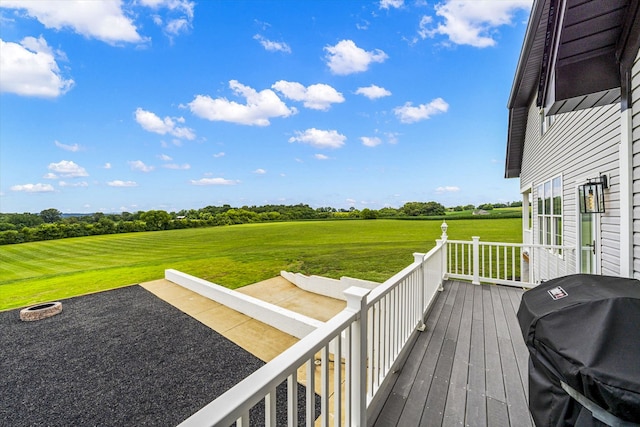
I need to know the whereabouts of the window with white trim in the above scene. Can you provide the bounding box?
[536,175,562,254]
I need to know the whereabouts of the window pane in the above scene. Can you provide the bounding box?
[553,177,562,215]
[554,217,562,245]
[537,185,543,214]
[545,217,551,245]
[544,182,551,214]
[539,217,544,244]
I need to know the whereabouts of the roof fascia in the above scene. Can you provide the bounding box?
[507,0,547,109]
[618,0,640,110]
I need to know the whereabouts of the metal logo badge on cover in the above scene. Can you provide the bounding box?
[548,286,568,300]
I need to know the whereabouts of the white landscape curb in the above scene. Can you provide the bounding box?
[165,269,323,339]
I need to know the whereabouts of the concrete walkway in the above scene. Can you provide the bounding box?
[141,276,346,362]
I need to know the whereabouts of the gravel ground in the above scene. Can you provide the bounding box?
[0,285,317,426]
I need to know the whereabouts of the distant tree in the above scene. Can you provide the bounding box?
[40,208,63,223]
[477,203,494,210]
[6,213,41,228]
[95,218,116,234]
[464,204,475,211]
[510,201,523,207]
[34,223,64,240]
[140,210,171,230]
[401,201,446,216]
[377,207,399,217]
[0,230,22,245]
[453,206,464,212]
[493,203,507,208]
[361,208,378,219]
[0,222,17,231]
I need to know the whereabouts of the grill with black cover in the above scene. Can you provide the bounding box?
[517,274,640,426]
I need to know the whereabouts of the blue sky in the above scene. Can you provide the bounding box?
[0,0,532,214]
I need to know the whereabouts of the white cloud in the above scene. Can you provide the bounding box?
[158,154,173,161]
[163,163,190,170]
[314,154,330,160]
[361,136,382,147]
[107,180,138,187]
[289,128,346,149]
[103,162,112,169]
[48,160,88,177]
[188,80,296,126]
[54,140,81,152]
[190,177,239,186]
[253,168,267,174]
[394,98,449,123]
[0,36,74,98]
[165,18,190,35]
[272,81,344,111]
[355,85,391,100]
[135,108,195,140]
[356,20,370,30]
[128,160,154,172]
[253,34,291,53]
[141,0,194,37]
[324,40,388,75]
[43,173,58,180]
[385,132,400,144]
[213,152,225,158]
[139,0,194,16]
[436,186,460,193]
[419,0,532,48]
[59,180,88,188]
[10,183,55,193]
[380,0,404,9]
[0,0,144,44]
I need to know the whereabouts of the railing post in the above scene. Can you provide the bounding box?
[413,253,426,331]
[472,236,480,285]
[344,286,371,427]
[436,240,446,291]
[438,219,448,291]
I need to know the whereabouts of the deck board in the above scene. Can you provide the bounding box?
[372,281,451,426]
[466,285,487,427]
[370,280,532,427]
[421,283,466,426]
[394,281,460,426]
[442,283,473,427]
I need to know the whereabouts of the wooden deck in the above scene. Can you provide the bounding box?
[371,280,533,427]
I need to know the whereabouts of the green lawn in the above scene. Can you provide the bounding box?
[0,218,521,310]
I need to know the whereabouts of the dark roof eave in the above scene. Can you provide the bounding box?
[505,0,548,179]
[507,0,547,109]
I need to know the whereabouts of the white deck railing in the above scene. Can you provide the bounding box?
[446,237,574,287]
[179,241,447,427]
[179,223,575,426]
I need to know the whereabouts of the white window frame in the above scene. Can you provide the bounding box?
[540,108,556,135]
[536,174,563,257]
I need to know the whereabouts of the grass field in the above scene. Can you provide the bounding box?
[0,218,521,311]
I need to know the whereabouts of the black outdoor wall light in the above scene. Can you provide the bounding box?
[579,175,608,214]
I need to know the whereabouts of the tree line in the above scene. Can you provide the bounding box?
[0,201,522,245]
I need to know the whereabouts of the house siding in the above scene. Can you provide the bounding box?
[632,50,640,280]
[520,98,621,280]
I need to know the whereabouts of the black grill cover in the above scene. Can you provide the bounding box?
[517,274,640,426]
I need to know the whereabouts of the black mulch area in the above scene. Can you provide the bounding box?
[0,286,319,426]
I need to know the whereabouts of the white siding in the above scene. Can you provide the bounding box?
[520,97,621,279]
[632,50,640,280]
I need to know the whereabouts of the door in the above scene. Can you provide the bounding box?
[579,212,597,274]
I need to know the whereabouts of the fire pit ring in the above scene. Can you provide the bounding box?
[20,302,63,322]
